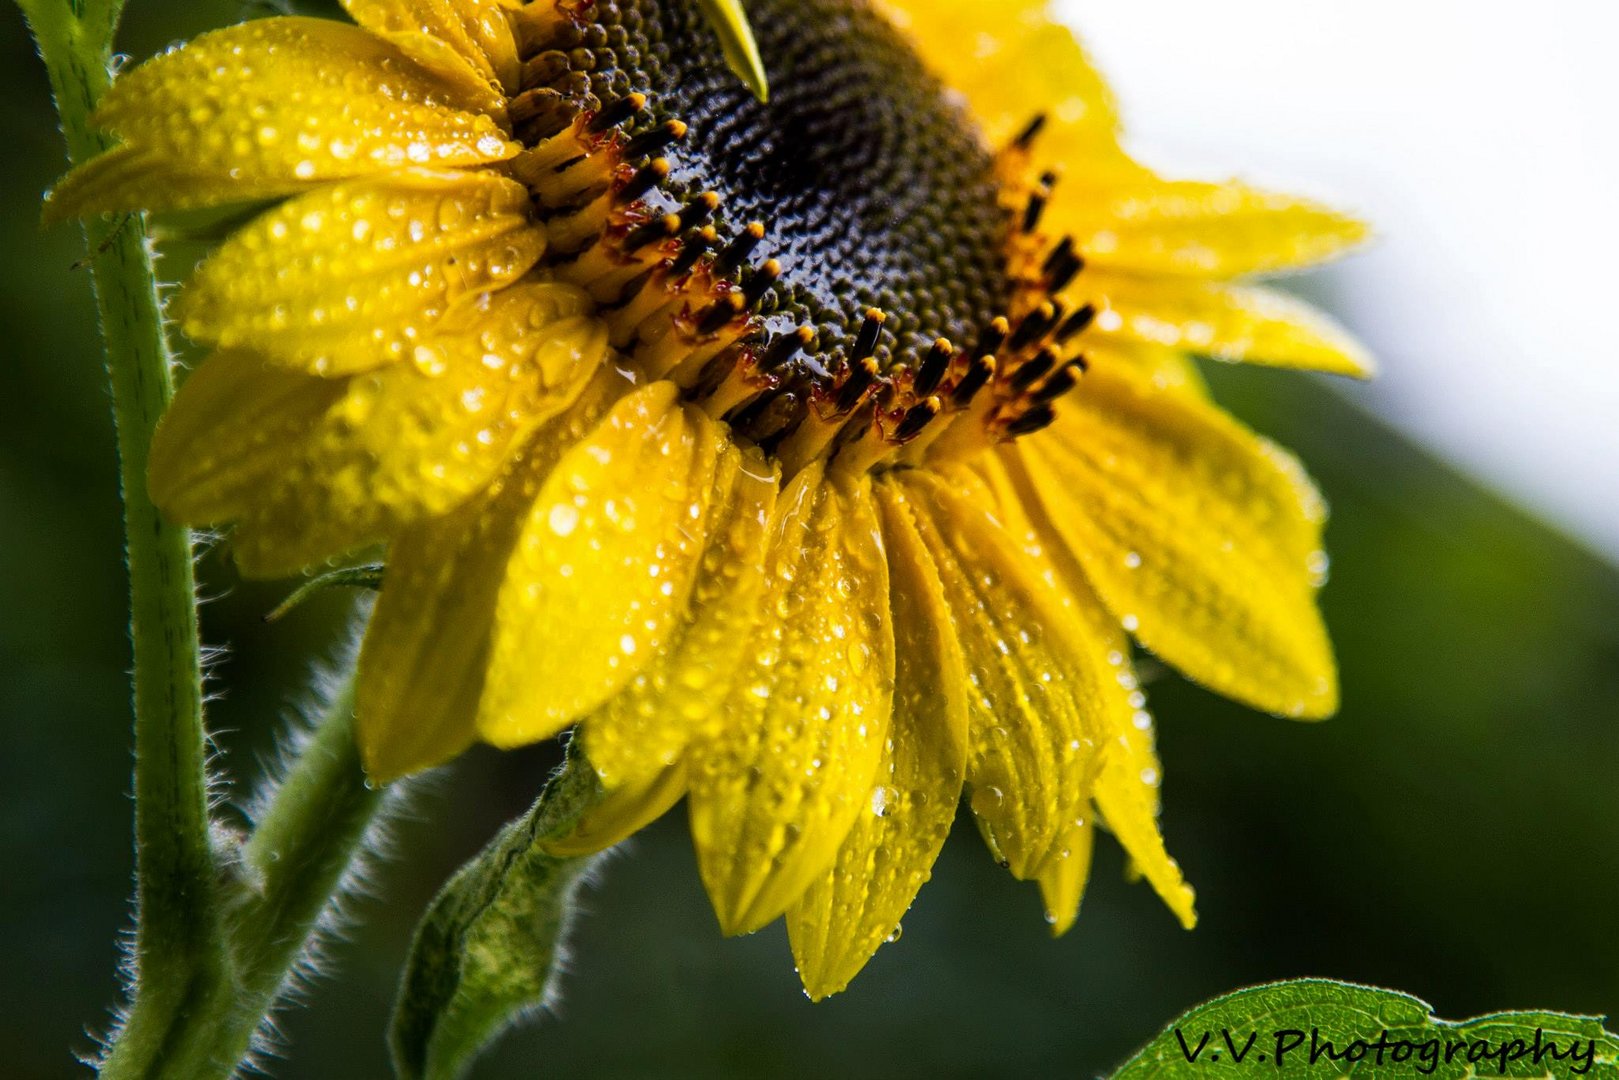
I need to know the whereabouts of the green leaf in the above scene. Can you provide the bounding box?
[697,0,769,103]
[1111,979,1619,1077]
[265,563,384,622]
[389,752,606,1080]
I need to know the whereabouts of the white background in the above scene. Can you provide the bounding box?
[1059,0,1619,559]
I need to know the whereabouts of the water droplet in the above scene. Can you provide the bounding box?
[1123,551,1142,569]
[547,503,579,537]
[884,924,903,944]
[870,785,895,817]
[971,785,1005,814]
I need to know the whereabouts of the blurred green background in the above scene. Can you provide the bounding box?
[3,2,1616,1078]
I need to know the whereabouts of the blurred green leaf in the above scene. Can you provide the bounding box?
[1111,979,1619,1077]
[389,754,605,1080]
[698,0,769,102]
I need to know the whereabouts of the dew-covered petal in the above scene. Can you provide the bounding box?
[45,17,518,219]
[881,0,1126,163]
[786,480,968,1000]
[977,453,1196,929]
[1053,179,1369,278]
[580,452,780,789]
[154,283,607,577]
[343,0,521,92]
[542,763,688,858]
[887,468,1100,879]
[478,383,753,747]
[1011,364,1337,719]
[1086,273,1374,377]
[688,467,896,936]
[149,350,349,526]
[356,372,629,782]
[176,169,544,375]
[1036,819,1093,937]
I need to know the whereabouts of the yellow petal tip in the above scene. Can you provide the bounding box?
[698,0,770,103]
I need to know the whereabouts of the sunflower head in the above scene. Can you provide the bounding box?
[50,0,1371,999]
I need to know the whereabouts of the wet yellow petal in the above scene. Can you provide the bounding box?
[880,0,1125,162]
[1091,695,1196,930]
[343,0,521,93]
[1036,819,1093,937]
[154,283,606,577]
[372,31,510,121]
[978,452,1196,929]
[787,482,968,999]
[478,383,755,746]
[542,762,688,858]
[149,350,348,523]
[888,468,1100,879]
[176,169,544,375]
[1011,364,1337,719]
[1054,179,1369,278]
[580,452,780,789]
[1087,340,1210,400]
[45,17,518,219]
[688,468,895,936]
[356,372,629,782]
[1087,273,1374,377]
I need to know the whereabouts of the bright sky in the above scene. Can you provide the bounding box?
[1058,0,1619,559]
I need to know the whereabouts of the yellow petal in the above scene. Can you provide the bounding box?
[1036,819,1093,937]
[176,169,544,375]
[371,31,510,121]
[343,0,521,93]
[978,452,1196,929]
[45,17,518,219]
[541,762,688,858]
[580,452,781,789]
[478,384,758,745]
[879,0,1125,161]
[1054,179,1369,278]
[688,467,895,936]
[888,468,1100,879]
[1087,340,1210,400]
[787,482,969,999]
[355,371,630,782]
[154,283,607,577]
[149,350,348,524]
[1086,273,1374,377]
[1011,364,1337,718]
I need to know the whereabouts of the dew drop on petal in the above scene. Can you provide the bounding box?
[547,503,579,538]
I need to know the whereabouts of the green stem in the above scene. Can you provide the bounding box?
[116,679,387,1077]
[21,4,390,1074]
[234,679,384,1000]
[19,1,230,1073]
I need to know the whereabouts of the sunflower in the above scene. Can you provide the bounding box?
[50,0,1371,998]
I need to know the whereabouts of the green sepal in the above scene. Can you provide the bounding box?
[1111,979,1619,1077]
[389,749,607,1080]
[265,563,385,622]
[697,0,769,102]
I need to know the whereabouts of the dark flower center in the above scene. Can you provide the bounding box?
[510,0,1091,466]
[531,0,1013,364]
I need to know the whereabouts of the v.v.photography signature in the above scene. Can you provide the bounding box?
[1173,1025,1599,1074]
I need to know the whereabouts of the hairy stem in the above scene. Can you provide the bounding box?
[235,679,384,1001]
[128,678,388,1077]
[18,1,232,1074]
